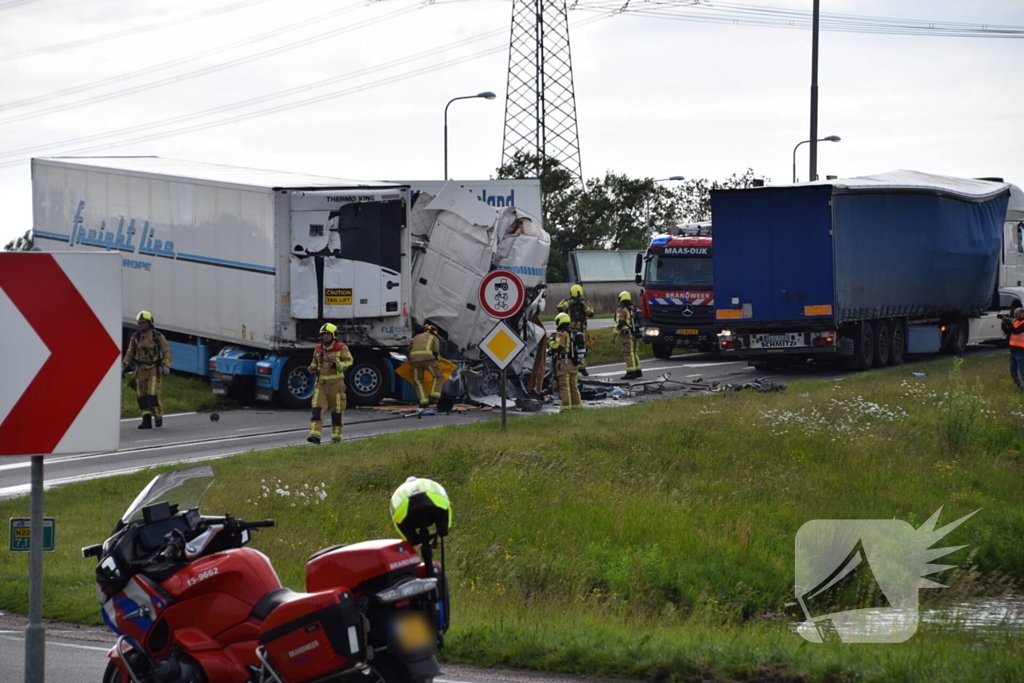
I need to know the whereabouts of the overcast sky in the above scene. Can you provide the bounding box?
[1,0,1021,246]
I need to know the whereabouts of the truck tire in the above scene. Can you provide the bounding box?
[347,355,391,406]
[279,355,317,410]
[943,317,968,356]
[841,321,874,371]
[888,319,906,365]
[652,343,674,359]
[872,319,890,368]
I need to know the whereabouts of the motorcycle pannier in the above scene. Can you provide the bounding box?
[259,589,366,683]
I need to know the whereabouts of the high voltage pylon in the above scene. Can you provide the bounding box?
[501,0,583,183]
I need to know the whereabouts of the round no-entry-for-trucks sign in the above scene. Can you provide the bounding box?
[478,270,525,319]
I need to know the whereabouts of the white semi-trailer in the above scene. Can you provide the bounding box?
[31,157,548,407]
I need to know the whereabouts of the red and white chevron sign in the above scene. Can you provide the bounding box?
[0,252,122,456]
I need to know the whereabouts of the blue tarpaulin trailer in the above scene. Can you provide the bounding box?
[712,171,1012,370]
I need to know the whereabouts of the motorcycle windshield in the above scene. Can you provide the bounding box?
[121,465,215,523]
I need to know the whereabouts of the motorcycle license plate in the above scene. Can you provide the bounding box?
[394,612,435,652]
[677,328,699,335]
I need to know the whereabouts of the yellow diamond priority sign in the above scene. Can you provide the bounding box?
[480,321,526,370]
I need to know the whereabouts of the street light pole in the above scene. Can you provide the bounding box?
[809,0,821,181]
[793,136,840,183]
[444,91,497,179]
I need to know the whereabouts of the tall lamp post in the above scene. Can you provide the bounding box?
[793,136,840,183]
[654,176,685,182]
[444,91,496,179]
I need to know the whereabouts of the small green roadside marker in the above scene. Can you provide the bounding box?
[9,517,55,552]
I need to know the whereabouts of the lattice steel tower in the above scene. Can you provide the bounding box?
[501,0,583,182]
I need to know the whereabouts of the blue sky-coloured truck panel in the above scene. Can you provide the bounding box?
[711,186,834,324]
[832,191,1005,324]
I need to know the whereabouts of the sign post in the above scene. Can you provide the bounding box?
[478,321,527,430]
[478,271,527,430]
[0,253,121,683]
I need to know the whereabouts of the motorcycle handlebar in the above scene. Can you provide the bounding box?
[244,519,275,529]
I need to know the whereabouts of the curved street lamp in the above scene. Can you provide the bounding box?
[793,135,840,183]
[444,91,497,179]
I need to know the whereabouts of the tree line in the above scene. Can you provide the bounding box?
[496,151,764,282]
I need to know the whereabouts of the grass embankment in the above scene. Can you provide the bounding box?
[4,354,1024,681]
[120,373,236,418]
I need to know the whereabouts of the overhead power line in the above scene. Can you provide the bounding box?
[570,0,1024,39]
[0,19,509,160]
[0,1,368,113]
[0,0,275,63]
[0,2,410,126]
[0,13,610,168]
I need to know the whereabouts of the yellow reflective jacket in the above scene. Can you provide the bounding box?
[123,329,172,369]
[311,341,354,380]
[614,304,636,337]
[409,332,440,361]
[556,297,594,327]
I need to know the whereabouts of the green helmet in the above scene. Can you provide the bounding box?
[320,322,338,339]
[136,310,154,324]
[390,476,451,544]
[570,284,584,298]
[554,312,570,328]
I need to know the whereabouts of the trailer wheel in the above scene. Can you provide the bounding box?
[652,343,674,359]
[842,321,874,371]
[943,317,968,356]
[888,320,906,365]
[873,319,890,368]
[279,356,316,410]
[347,355,391,406]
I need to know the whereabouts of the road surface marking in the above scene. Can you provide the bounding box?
[120,411,196,423]
[0,634,109,652]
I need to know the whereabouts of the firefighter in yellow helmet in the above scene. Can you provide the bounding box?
[613,291,643,380]
[548,312,581,411]
[408,323,445,409]
[307,323,353,444]
[122,311,172,429]
[556,284,595,376]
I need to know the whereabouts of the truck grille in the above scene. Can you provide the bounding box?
[648,304,715,326]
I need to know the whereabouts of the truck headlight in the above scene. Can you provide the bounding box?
[719,330,733,337]
[644,328,660,337]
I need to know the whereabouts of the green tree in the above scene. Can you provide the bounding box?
[670,168,763,224]
[3,230,33,252]
[497,152,765,282]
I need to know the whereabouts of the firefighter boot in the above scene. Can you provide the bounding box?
[634,370,644,379]
[579,367,589,376]
[307,435,321,445]
[154,416,163,428]
[138,415,153,430]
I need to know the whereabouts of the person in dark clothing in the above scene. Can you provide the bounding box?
[1001,307,1024,391]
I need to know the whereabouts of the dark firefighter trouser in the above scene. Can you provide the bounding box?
[310,377,347,441]
[411,359,442,407]
[134,365,163,418]
[620,335,641,372]
[555,359,581,411]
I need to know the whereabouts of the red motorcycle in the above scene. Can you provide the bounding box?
[83,466,451,683]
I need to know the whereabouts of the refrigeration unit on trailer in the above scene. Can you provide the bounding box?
[712,171,1014,370]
